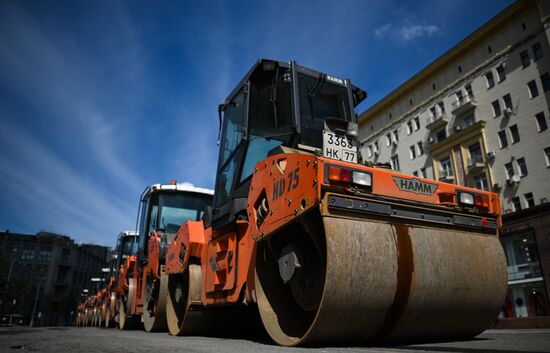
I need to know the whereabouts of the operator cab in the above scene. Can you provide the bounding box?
[212,59,367,228]
[135,182,213,259]
[111,231,138,275]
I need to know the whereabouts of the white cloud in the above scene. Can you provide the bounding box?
[374,23,392,39]
[374,22,440,42]
[400,24,439,41]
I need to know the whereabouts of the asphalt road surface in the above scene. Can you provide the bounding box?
[1,327,550,353]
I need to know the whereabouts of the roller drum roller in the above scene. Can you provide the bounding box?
[383,225,508,342]
[256,214,507,346]
[256,216,399,346]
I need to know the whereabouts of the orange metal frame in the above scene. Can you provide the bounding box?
[165,152,501,308]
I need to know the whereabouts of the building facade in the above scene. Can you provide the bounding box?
[0,231,109,326]
[358,0,550,324]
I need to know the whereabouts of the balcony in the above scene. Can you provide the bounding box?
[426,113,449,130]
[467,156,485,172]
[439,169,455,182]
[451,95,477,115]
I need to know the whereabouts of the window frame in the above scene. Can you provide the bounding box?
[535,112,547,132]
[527,80,539,99]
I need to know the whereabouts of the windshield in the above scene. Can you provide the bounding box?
[298,73,351,148]
[121,236,137,258]
[157,192,210,234]
[240,68,294,182]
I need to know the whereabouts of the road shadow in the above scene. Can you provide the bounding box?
[398,346,541,353]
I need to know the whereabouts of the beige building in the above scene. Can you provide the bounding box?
[359,0,550,324]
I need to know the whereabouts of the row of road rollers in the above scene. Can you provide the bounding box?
[81,213,508,347]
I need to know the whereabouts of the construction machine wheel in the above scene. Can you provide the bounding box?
[96,307,103,327]
[118,278,140,330]
[143,274,169,332]
[166,264,214,336]
[105,293,117,328]
[255,213,507,346]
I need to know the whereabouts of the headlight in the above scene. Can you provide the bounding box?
[352,171,372,187]
[459,192,474,205]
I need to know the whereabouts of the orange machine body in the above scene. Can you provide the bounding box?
[166,152,501,308]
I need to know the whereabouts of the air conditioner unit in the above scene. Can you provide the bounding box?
[487,151,496,159]
[428,137,435,144]
[504,108,513,116]
[506,174,521,186]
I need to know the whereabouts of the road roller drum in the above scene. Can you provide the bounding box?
[255,214,507,346]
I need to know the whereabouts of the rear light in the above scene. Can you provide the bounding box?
[475,194,489,210]
[457,190,489,212]
[326,165,372,188]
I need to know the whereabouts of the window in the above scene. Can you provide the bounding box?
[492,100,502,117]
[541,73,550,92]
[503,94,513,110]
[474,173,489,191]
[458,65,462,73]
[413,116,420,131]
[521,22,527,31]
[455,90,464,104]
[440,157,453,178]
[432,83,436,90]
[487,45,492,54]
[527,80,539,98]
[430,106,437,119]
[417,141,424,156]
[464,114,476,127]
[498,130,508,148]
[38,250,51,262]
[391,154,400,171]
[409,98,413,106]
[535,112,547,132]
[409,145,416,159]
[386,133,391,147]
[406,121,413,135]
[510,124,520,144]
[436,129,446,142]
[545,147,550,167]
[517,157,528,177]
[367,145,373,158]
[497,65,506,82]
[374,140,379,153]
[438,101,445,113]
[520,50,530,68]
[505,162,514,179]
[392,129,399,143]
[21,249,35,261]
[215,88,246,206]
[524,192,535,208]
[413,171,418,177]
[485,71,495,88]
[465,84,473,98]
[469,143,483,164]
[512,197,522,212]
[420,167,426,178]
[532,42,543,60]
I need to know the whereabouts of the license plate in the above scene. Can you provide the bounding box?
[322,130,357,163]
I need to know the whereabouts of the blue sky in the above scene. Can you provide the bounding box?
[0,0,514,247]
